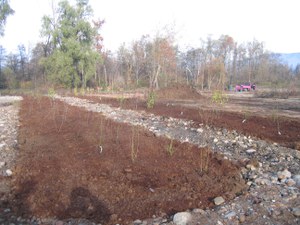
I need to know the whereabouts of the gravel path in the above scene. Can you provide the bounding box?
[0,96,23,224]
[0,95,299,225]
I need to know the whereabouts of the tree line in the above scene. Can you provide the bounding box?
[0,0,299,91]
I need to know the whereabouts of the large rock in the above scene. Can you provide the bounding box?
[213,196,225,205]
[173,212,192,225]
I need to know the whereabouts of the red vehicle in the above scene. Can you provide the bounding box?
[235,82,256,92]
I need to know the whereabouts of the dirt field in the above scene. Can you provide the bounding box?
[11,96,245,224]
[1,85,299,224]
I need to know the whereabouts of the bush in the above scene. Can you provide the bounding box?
[212,90,228,104]
[147,91,156,109]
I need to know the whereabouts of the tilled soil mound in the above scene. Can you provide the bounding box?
[155,84,204,100]
[11,96,246,224]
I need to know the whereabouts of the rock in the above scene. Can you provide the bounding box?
[277,169,292,181]
[193,208,205,214]
[224,211,236,219]
[124,168,132,173]
[292,174,300,186]
[213,196,225,205]
[5,169,12,176]
[286,179,296,186]
[239,214,246,223]
[133,219,142,225]
[247,181,253,186]
[295,152,300,160]
[55,221,64,225]
[4,208,11,213]
[213,138,218,143]
[255,178,271,186]
[197,128,203,133]
[0,161,5,168]
[246,159,260,170]
[292,208,300,217]
[173,212,192,225]
[246,164,257,171]
[246,148,256,154]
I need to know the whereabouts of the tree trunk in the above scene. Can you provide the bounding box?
[150,64,160,90]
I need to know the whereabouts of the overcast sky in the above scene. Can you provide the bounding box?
[0,0,299,54]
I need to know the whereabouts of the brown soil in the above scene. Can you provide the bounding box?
[154,84,204,100]
[11,96,246,224]
[81,95,300,150]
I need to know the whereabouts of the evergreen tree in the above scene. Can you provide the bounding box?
[41,0,102,88]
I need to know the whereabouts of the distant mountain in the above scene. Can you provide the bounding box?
[279,53,300,69]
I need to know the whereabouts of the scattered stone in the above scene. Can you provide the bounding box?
[246,164,257,171]
[239,214,246,223]
[224,211,236,219]
[277,169,292,181]
[5,169,12,176]
[255,178,271,186]
[213,196,225,206]
[246,148,256,154]
[0,161,5,168]
[133,219,143,225]
[4,208,11,213]
[192,208,206,214]
[173,212,192,225]
[247,181,253,186]
[292,174,300,186]
[55,221,64,225]
[197,128,203,133]
[213,138,218,143]
[292,208,300,217]
[124,168,132,173]
[295,152,300,160]
[286,179,296,186]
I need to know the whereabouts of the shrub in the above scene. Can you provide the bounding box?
[48,87,56,100]
[212,90,228,104]
[147,91,156,109]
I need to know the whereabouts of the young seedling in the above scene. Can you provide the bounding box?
[200,148,210,173]
[131,126,140,162]
[99,116,104,151]
[118,95,126,108]
[48,87,56,106]
[166,139,175,156]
